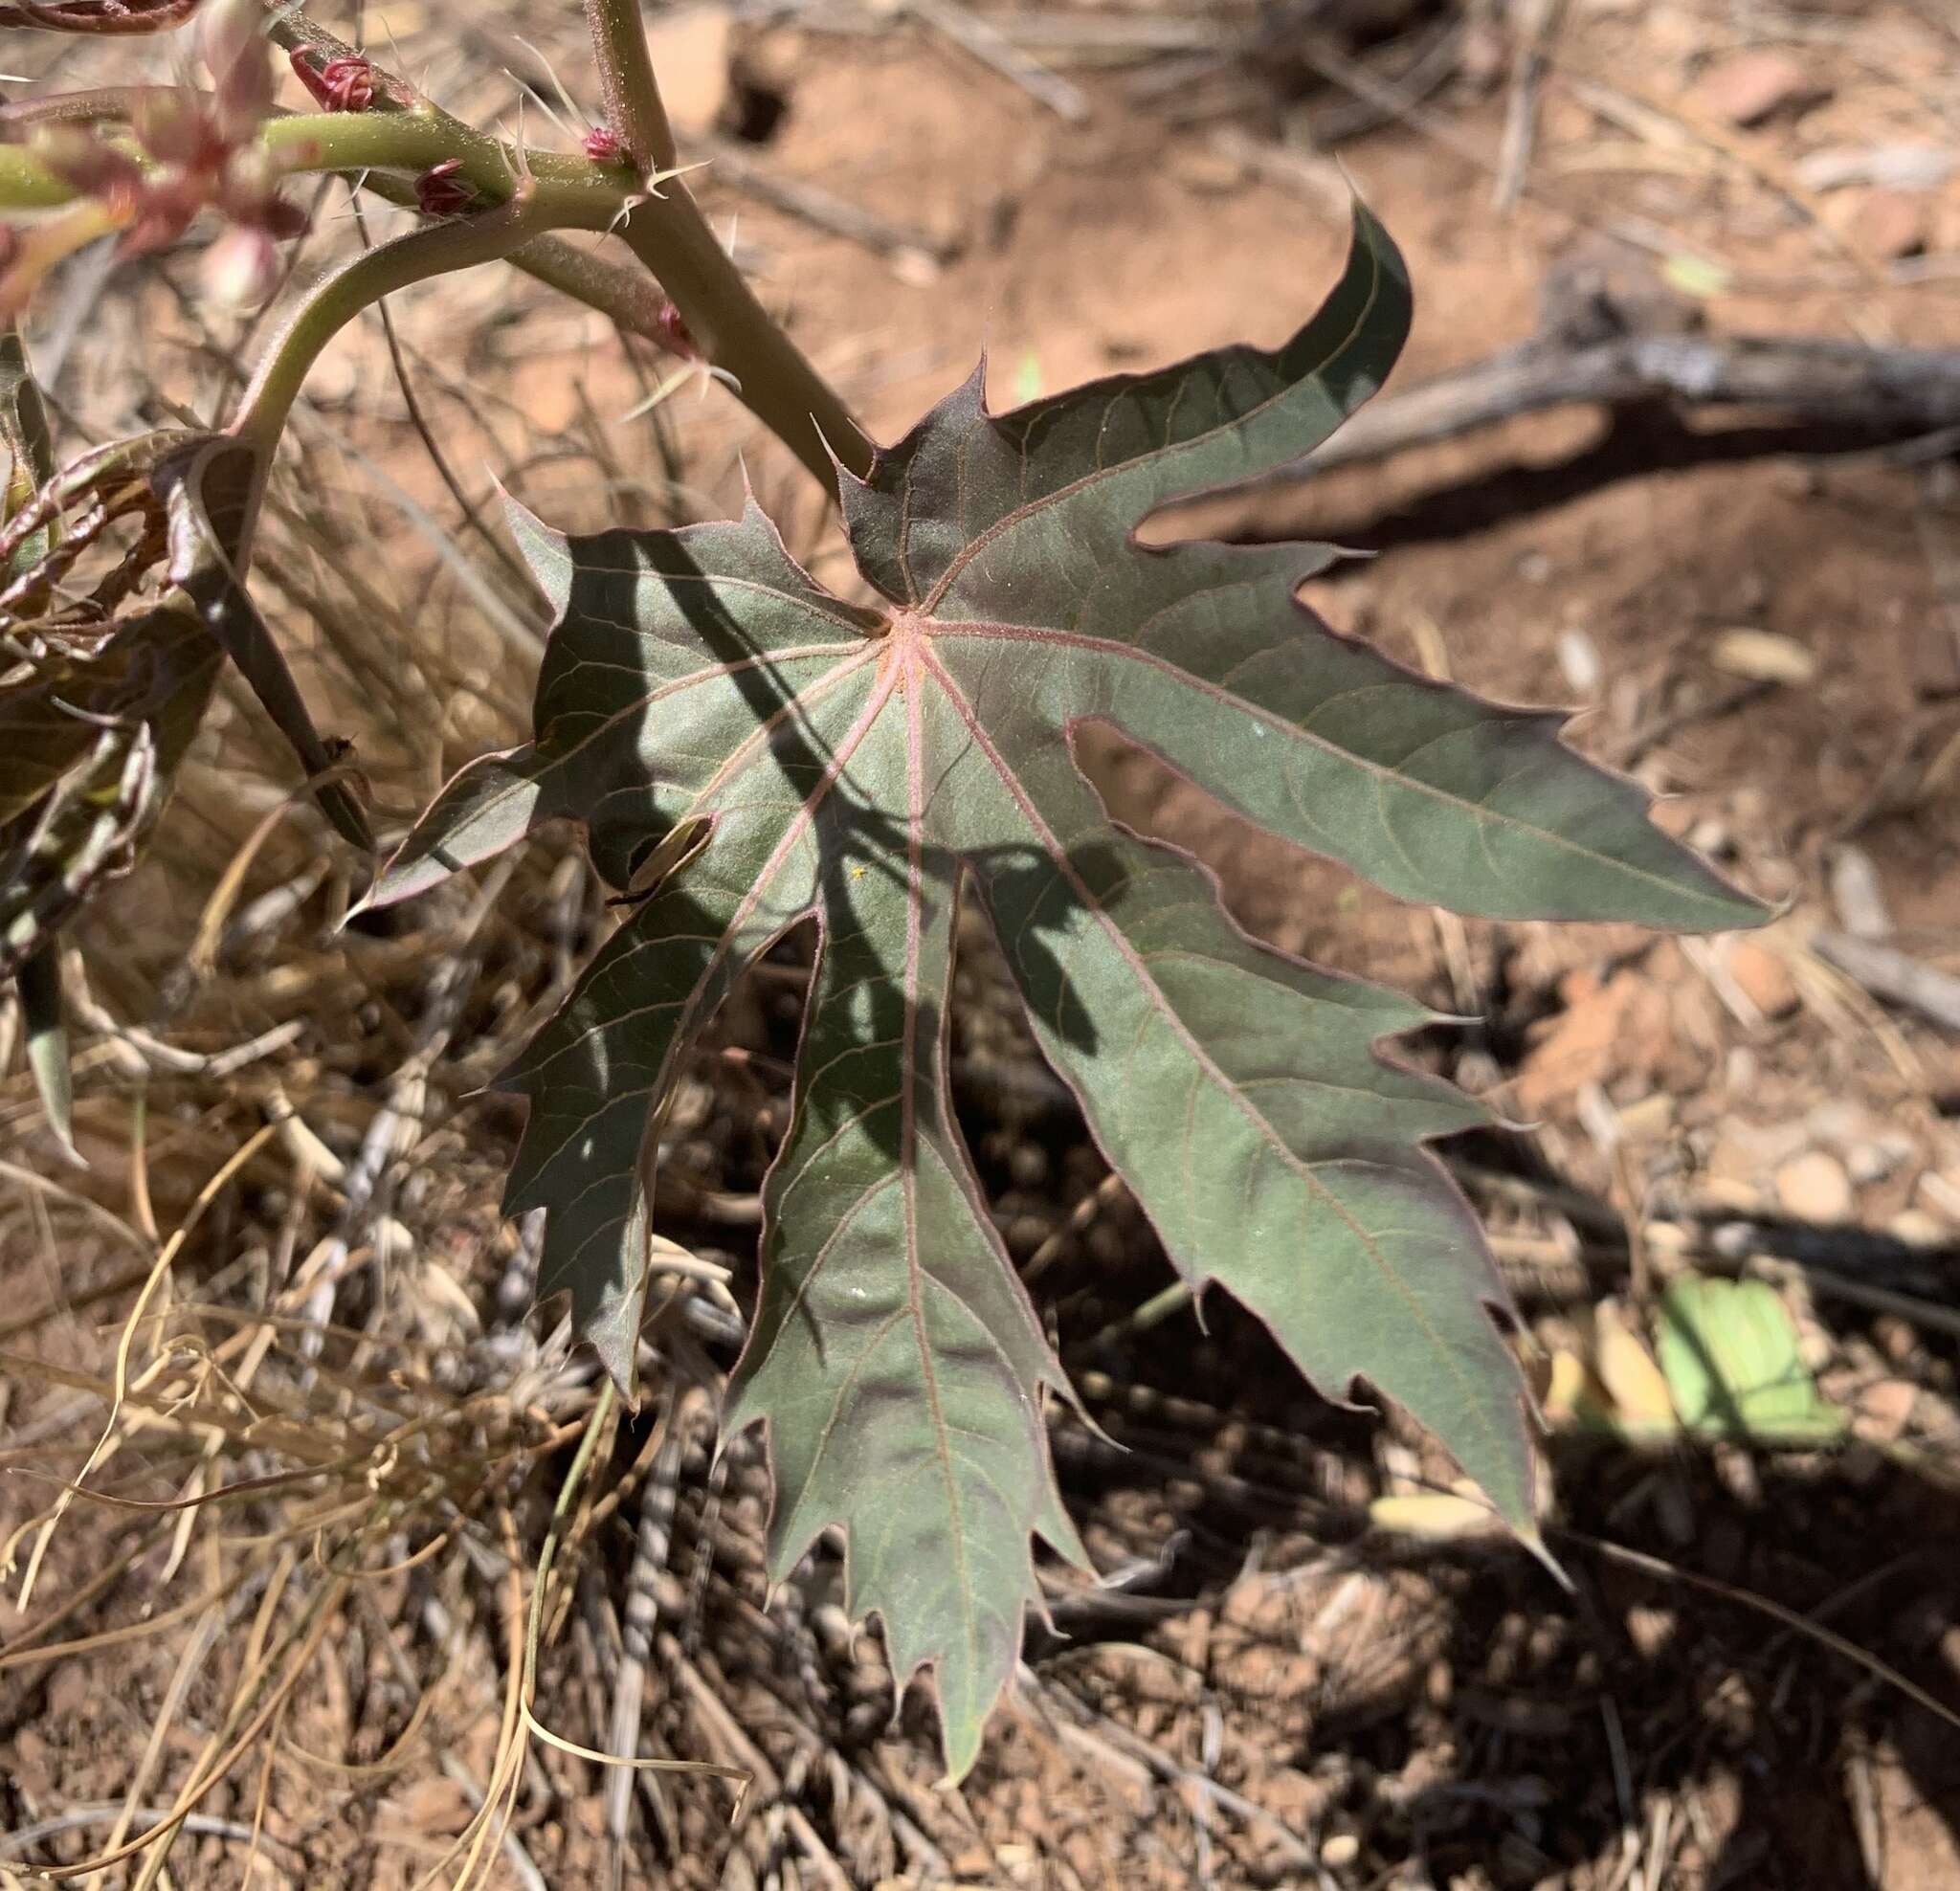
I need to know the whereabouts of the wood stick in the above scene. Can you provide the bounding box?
[1286,331,1960,481]
[1810,929,1960,1033]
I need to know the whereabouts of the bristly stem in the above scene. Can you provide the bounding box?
[286,0,870,486]
[228,189,570,455]
[579,0,871,482]
[584,0,678,172]
[0,6,874,490]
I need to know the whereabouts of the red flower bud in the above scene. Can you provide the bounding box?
[33,123,144,201]
[655,301,699,359]
[583,125,626,166]
[413,159,474,218]
[290,51,377,114]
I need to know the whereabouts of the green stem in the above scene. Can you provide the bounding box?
[229,190,577,455]
[0,111,621,220]
[259,113,622,211]
[584,0,678,171]
[0,145,79,209]
[274,2,869,482]
[0,8,876,493]
[619,191,871,485]
[580,0,870,482]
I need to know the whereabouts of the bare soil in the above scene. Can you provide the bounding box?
[6,2,1960,1886]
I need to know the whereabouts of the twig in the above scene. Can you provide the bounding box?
[0,1806,301,1863]
[1810,928,1960,1033]
[1026,1665,1320,1867]
[1604,680,1772,770]
[984,12,1225,59]
[907,0,1089,122]
[1206,127,1348,220]
[1564,1531,1960,1736]
[1295,19,1467,148]
[604,1396,689,1891]
[698,134,960,272]
[1493,0,1566,213]
[439,1754,550,1891]
[659,1632,780,1824]
[1287,332,1960,481]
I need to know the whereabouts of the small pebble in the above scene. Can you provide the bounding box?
[1828,844,1892,939]
[1918,1171,1960,1223]
[1859,1379,1917,1443]
[1557,628,1602,698]
[1686,815,1733,859]
[1889,1209,1948,1247]
[1830,186,1930,260]
[1691,49,1827,127]
[1775,1150,1854,1223]
[1806,1101,1866,1145]
[1846,1138,1909,1186]
[1725,940,1799,1018]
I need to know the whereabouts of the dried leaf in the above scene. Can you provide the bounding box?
[1370,1484,1507,1541]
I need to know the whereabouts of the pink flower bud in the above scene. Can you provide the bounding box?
[583,125,626,166]
[413,159,474,217]
[202,223,280,308]
[33,124,145,202]
[198,0,275,140]
[132,90,220,168]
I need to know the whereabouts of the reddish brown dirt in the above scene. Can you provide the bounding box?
[7,3,1960,1887]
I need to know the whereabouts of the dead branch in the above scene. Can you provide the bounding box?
[1811,929,1960,1034]
[1290,330,1960,480]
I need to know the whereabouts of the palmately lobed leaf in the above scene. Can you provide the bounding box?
[372,203,1762,1777]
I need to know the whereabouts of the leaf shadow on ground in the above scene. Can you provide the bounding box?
[1025,1174,1960,1890]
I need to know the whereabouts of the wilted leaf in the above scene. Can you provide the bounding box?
[0,597,223,980]
[1370,1483,1508,1542]
[17,941,75,1160]
[1591,1301,1680,1439]
[1,427,366,1020]
[1656,1274,1843,1443]
[0,427,239,1005]
[374,205,1761,1775]
[0,322,56,583]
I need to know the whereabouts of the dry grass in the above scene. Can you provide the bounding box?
[6,3,1960,1886]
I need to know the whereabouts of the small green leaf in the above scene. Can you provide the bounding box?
[1660,253,1734,300]
[0,320,56,581]
[1657,1275,1844,1444]
[18,941,77,1163]
[375,203,1761,1776]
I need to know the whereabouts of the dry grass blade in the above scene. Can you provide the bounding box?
[1569,1532,1960,1737]
[8,1123,277,1609]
